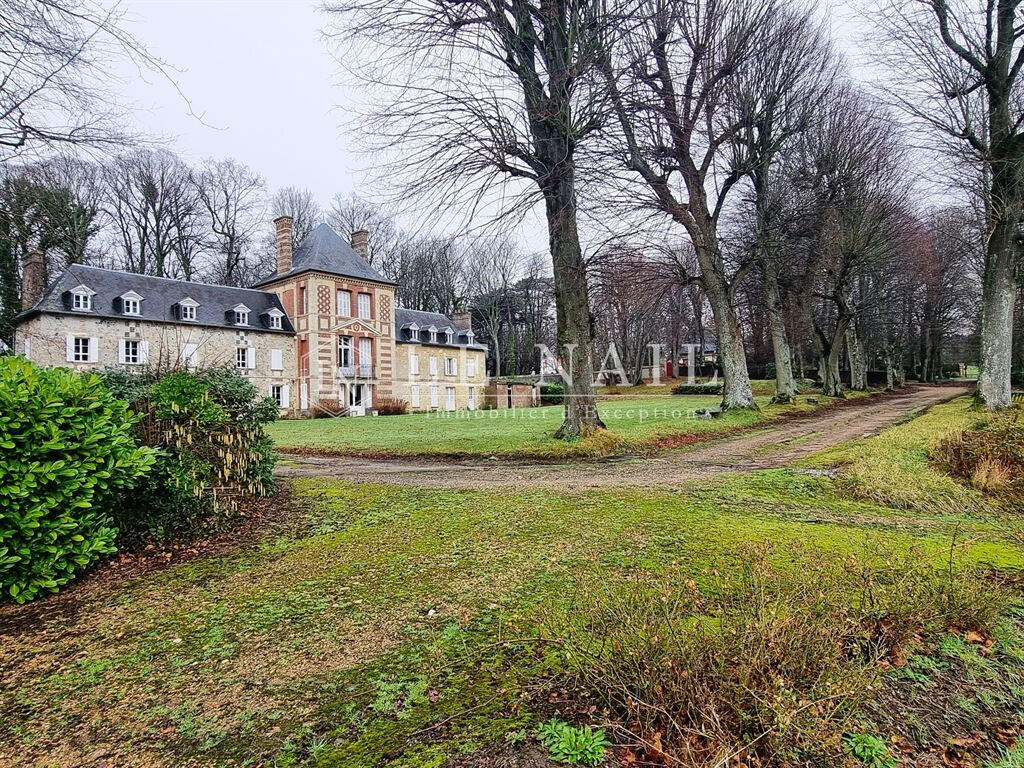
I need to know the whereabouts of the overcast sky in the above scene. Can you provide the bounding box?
[114,0,868,252]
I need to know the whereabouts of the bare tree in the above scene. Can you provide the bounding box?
[271,187,321,246]
[327,193,403,276]
[324,0,624,437]
[0,0,175,161]
[872,0,1024,408]
[600,0,787,409]
[465,237,522,376]
[102,149,204,278]
[194,158,266,286]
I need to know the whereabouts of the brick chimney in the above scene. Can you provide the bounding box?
[20,248,46,310]
[351,229,369,260]
[274,216,293,274]
[451,308,472,331]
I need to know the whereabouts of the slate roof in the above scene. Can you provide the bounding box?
[395,307,486,350]
[252,223,395,287]
[16,264,295,334]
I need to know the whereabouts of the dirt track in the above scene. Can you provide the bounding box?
[275,385,970,490]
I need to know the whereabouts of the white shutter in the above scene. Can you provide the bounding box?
[270,348,283,370]
[411,354,419,375]
[411,385,420,407]
[429,356,437,376]
[281,383,290,408]
[247,347,256,369]
[66,335,74,362]
[182,343,198,368]
[117,340,127,364]
[141,341,150,364]
[88,337,99,363]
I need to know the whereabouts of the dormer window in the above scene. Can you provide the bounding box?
[231,303,251,326]
[445,329,454,345]
[263,308,284,330]
[465,329,475,344]
[428,325,438,344]
[70,285,94,311]
[119,291,143,316]
[178,298,199,321]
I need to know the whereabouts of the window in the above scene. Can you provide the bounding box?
[410,353,420,375]
[122,339,141,365]
[468,387,476,410]
[270,348,283,371]
[236,347,249,369]
[72,292,91,311]
[180,304,196,321]
[357,292,371,319]
[411,385,421,408]
[268,313,282,330]
[358,337,372,373]
[467,357,477,377]
[445,330,454,344]
[235,309,249,325]
[444,356,457,376]
[299,286,307,315]
[445,387,456,411]
[72,336,90,362]
[122,298,140,316]
[429,328,437,344]
[271,385,283,407]
[338,290,351,317]
[339,335,353,369]
[466,330,475,344]
[428,356,438,376]
[430,385,439,408]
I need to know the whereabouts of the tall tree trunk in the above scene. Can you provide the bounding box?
[977,216,1017,407]
[846,319,867,390]
[700,254,756,409]
[543,166,604,438]
[763,265,797,403]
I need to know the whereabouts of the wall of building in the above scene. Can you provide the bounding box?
[261,271,397,415]
[392,342,488,411]
[483,382,538,409]
[15,313,296,411]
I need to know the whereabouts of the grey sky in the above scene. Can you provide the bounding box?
[116,0,869,251]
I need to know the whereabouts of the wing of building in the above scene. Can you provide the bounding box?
[13,218,489,417]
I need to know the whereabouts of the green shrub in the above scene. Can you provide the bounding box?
[844,732,897,768]
[540,381,565,405]
[536,719,610,766]
[671,381,722,395]
[0,358,154,602]
[100,366,278,547]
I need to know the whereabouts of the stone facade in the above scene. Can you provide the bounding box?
[15,312,296,409]
[483,381,538,409]
[392,341,488,412]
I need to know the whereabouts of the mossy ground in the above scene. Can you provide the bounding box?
[1,396,1020,767]
[266,388,864,460]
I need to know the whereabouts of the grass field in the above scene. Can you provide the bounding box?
[266,389,858,459]
[3,398,1022,767]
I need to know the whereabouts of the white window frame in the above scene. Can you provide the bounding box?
[268,313,282,330]
[467,357,477,377]
[430,385,439,408]
[468,387,476,410]
[122,339,141,365]
[270,348,283,371]
[180,304,196,321]
[236,346,249,369]
[338,290,351,317]
[445,330,454,344]
[357,292,371,319]
[410,353,420,375]
[339,335,354,369]
[428,356,438,376]
[271,384,283,407]
[445,386,456,411]
[181,342,199,369]
[122,297,140,316]
[411,384,421,408]
[72,336,90,363]
[235,310,249,326]
[72,292,91,311]
[444,356,457,376]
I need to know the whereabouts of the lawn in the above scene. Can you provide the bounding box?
[266,390,856,460]
[2,399,1022,767]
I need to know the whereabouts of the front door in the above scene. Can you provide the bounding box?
[349,383,368,416]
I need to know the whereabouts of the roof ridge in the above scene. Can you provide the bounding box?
[67,264,269,293]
